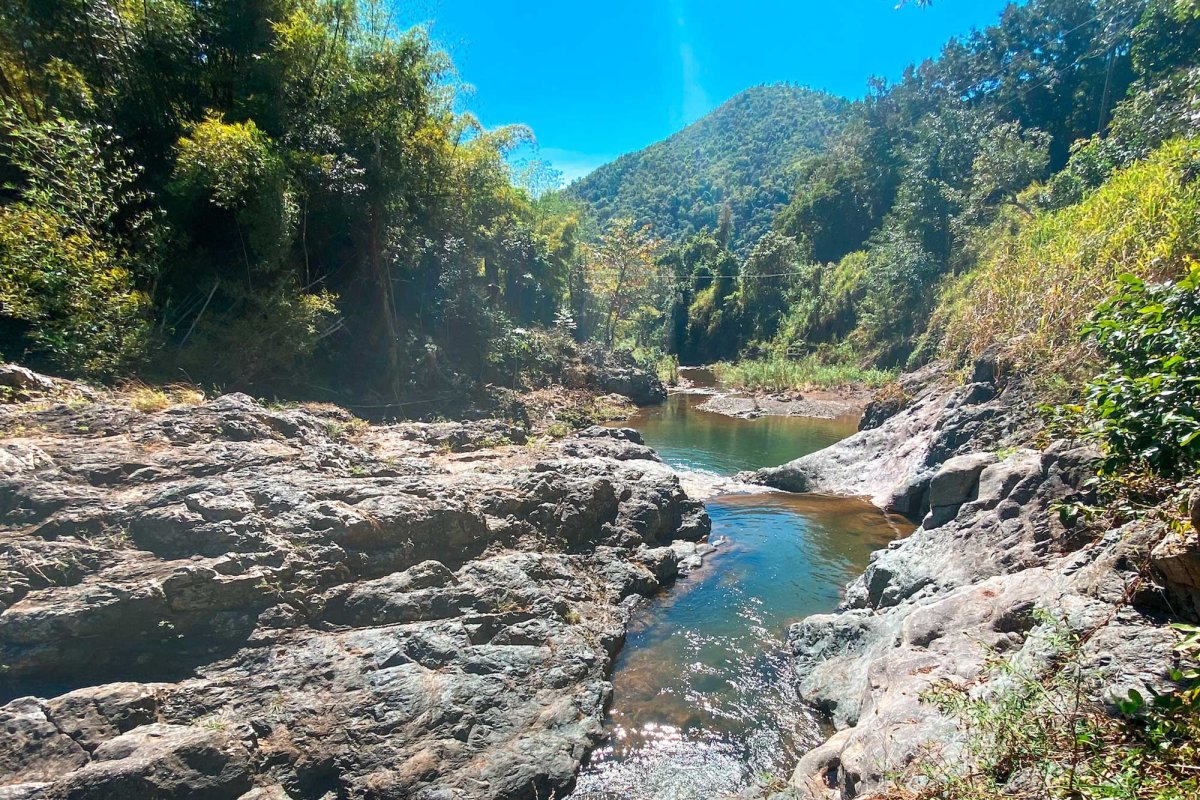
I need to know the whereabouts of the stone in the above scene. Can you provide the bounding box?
[0,365,57,394]
[46,724,252,800]
[1151,530,1200,614]
[926,452,998,509]
[0,698,89,784]
[44,684,162,751]
[0,384,708,799]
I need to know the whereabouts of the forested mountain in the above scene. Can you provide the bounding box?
[564,84,847,254]
[618,0,1200,374]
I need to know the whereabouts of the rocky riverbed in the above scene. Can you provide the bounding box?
[0,371,709,800]
[743,357,1200,799]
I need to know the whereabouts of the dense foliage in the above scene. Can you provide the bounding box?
[4,0,1200,411]
[0,0,590,399]
[601,0,1200,376]
[1081,267,1200,479]
[565,85,846,256]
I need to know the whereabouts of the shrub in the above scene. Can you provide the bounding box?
[0,110,153,374]
[1080,266,1200,479]
[175,284,339,391]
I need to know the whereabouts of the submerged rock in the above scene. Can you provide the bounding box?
[0,376,709,800]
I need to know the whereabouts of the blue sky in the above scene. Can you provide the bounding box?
[399,1,1019,184]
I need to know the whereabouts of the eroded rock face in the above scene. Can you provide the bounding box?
[745,364,1185,800]
[0,387,708,799]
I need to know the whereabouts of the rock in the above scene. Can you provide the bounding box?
[927,453,997,509]
[774,368,1176,800]
[576,426,644,445]
[598,368,666,406]
[581,349,667,406]
[1152,530,1200,615]
[0,384,708,799]
[0,365,57,394]
[859,386,909,432]
[46,724,252,800]
[1,698,89,784]
[921,452,999,528]
[44,684,162,751]
[742,362,954,507]
[971,343,1003,385]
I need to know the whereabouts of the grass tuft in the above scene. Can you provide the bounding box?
[121,381,206,413]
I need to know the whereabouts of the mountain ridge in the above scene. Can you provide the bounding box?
[564,83,848,253]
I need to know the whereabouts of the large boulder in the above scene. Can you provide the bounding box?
[46,724,252,800]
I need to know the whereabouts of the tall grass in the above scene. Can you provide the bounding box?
[633,347,681,386]
[712,356,895,392]
[935,138,1200,383]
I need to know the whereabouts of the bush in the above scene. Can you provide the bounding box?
[175,284,338,391]
[484,325,576,390]
[1080,266,1200,479]
[0,110,153,374]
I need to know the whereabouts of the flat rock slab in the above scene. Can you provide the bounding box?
[0,383,709,800]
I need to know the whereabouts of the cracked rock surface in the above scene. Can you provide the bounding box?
[1,386,709,800]
[746,359,1194,800]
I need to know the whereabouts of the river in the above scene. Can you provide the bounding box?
[571,369,908,799]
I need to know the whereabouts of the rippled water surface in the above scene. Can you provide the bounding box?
[572,375,907,799]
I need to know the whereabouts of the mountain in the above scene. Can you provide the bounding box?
[564,84,848,253]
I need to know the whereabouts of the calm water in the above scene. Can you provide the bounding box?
[572,373,907,799]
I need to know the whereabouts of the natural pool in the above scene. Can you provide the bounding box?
[571,374,907,799]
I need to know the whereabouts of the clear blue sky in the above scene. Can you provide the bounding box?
[399,1,1020,184]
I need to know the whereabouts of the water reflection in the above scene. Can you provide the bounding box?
[573,495,902,799]
[622,392,858,478]
[574,387,908,799]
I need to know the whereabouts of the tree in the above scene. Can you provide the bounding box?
[590,218,662,348]
[739,232,802,342]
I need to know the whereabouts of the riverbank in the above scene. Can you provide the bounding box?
[741,357,1200,800]
[696,389,869,421]
[671,365,872,421]
[0,366,708,800]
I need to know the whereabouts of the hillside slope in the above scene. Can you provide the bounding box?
[565,84,847,253]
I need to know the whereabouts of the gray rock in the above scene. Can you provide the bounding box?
[46,724,252,800]
[0,386,709,799]
[777,374,1174,800]
[926,452,997,510]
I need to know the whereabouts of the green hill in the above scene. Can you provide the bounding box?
[565,84,847,253]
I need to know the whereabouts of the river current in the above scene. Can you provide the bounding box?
[570,370,906,799]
